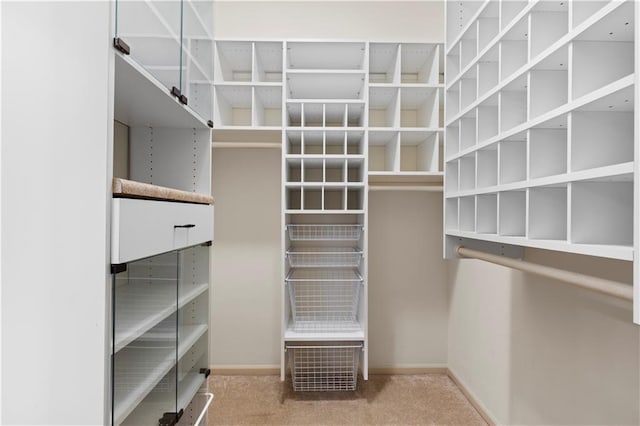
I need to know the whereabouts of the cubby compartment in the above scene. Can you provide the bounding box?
[346,131,365,155]
[459,196,476,232]
[500,0,528,30]
[399,131,439,172]
[460,21,478,71]
[529,127,567,179]
[476,193,498,234]
[347,103,366,127]
[571,1,634,99]
[571,1,608,29]
[347,187,364,211]
[400,43,439,84]
[253,86,282,127]
[325,131,345,155]
[499,134,526,184]
[500,16,529,81]
[446,160,459,193]
[498,191,526,236]
[286,103,302,127]
[446,81,461,119]
[303,187,323,210]
[286,131,302,155]
[324,103,346,127]
[286,158,302,182]
[287,187,302,210]
[347,159,365,183]
[400,87,439,128]
[325,159,345,183]
[214,85,252,126]
[303,131,324,155]
[446,1,484,46]
[369,87,399,127]
[528,46,568,118]
[254,41,283,82]
[445,197,459,231]
[287,42,366,70]
[529,185,567,240]
[369,43,400,83]
[215,41,252,82]
[459,154,476,191]
[571,111,633,172]
[368,131,399,172]
[529,3,569,59]
[446,122,460,158]
[303,103,324,127]
[460,66,478,111]
[324,187,346,210]
[476,147,498,188]
[287,73,365,100]
[446,42,461,83]
[477,94,499,143]
[477,46,499,98]
[571,181,633,246]
[477,1,500,52]
[459,111,477,151]
[500,75,527,131]
[303,159,324,183]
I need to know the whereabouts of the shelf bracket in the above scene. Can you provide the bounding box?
[170,86,188,106]
[113,38,130,55]
[207,120,214,128]
[201,241,212,247]
[158,409,183,426]
[110,263,127,274]
[199,367,211,378]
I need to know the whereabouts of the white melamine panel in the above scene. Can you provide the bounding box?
[460,66,478,111]
[400,43,439,84]
[446,122,460,158]
[112,199,213,264]
[214,85,252,126]
[571,1,609,29]
[460,22,478,71]
[446,159,460,194]
[499,137,527,184]
[477,147,498,188]
[529,128,567,179]
[446,81,461,119]
[400,87,439,128]
[253,86,283,127]
[476,193,498,234]
[369,87,400,127]
[529,70,568,118]
[445,197,459,231]
[477,95,499,143]
[287,42,366,70]
[254,41,283,82]
[215,40,252,82]
[477,46,499,97]
[459,196,476,232]
[129,127,211,194]
[288,72,365,100]
[498,191,526,236]
[459,154,476,191]
[477,2,499,51]
[399,132,439,172]
[446,0,483,46]
[571,41,634,100]
[500,77,528,131]
[369,43,400,83]
[459,112,477,151]
[447,42,461,84]
[529,186,567,240]
[500,0,528,30]
[529,8,568,59]
[571,181,633,246]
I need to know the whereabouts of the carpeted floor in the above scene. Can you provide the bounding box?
[207,374,488,425]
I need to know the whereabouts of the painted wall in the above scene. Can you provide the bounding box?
[448,250,640,425]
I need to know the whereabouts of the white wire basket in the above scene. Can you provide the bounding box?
[287,344,362,392]
[286,269,362,332]
[287,224,363,241]
[286,247,363,268]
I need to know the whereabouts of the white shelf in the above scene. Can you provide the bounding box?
[114,53,208,129]
[177,372,207,413]
[287,72,365,100]
[284,323,365,341]
[287,41,365,70]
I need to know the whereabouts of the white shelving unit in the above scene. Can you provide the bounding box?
[368,42,445,188]
[282,41,368,391]
[111,1,214,423]
[444,0,639,323]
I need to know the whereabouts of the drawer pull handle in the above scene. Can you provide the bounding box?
[174,224,196,229]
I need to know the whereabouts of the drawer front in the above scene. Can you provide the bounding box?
[112,198,213,264]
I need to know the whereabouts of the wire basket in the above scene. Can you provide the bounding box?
[287,224,362,241]
[286,247,362,268]
[287,344,362,392]
[286,269,362,332]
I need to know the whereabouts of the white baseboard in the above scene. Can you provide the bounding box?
[446,367,497,426]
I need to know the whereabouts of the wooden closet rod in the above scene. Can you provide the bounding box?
[455,245,633,302]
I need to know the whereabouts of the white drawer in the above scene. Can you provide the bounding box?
[112,198,213,264]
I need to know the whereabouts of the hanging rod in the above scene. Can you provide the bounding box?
[369,185,443,192]
[211,142,281,149]
[455,245,633,302]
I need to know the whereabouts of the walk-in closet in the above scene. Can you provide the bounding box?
[1,1,639,425]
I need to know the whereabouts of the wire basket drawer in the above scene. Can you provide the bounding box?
[286,269,363,332]
[288,224,362,241]
[287,344,362,392]
[286,247,362,268]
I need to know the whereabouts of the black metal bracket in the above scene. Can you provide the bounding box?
[199,367,211,378]
[202,241,213,247]
[113,38,130,55]
[158,409,183,426]
[171,86,181,99]
[179,94,188,105]
[207,120,214,128]
[174,224,196,229]
[110,263,127,274]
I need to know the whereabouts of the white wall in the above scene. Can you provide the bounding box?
[214,1,444,42]
[448,249,640,425]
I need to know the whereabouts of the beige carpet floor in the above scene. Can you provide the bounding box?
[207,374,488,425]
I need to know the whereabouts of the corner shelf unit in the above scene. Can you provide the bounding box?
[444,0,639,323]
[111,1,214,421]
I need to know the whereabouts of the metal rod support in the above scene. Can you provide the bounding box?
[455,245,633,302]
